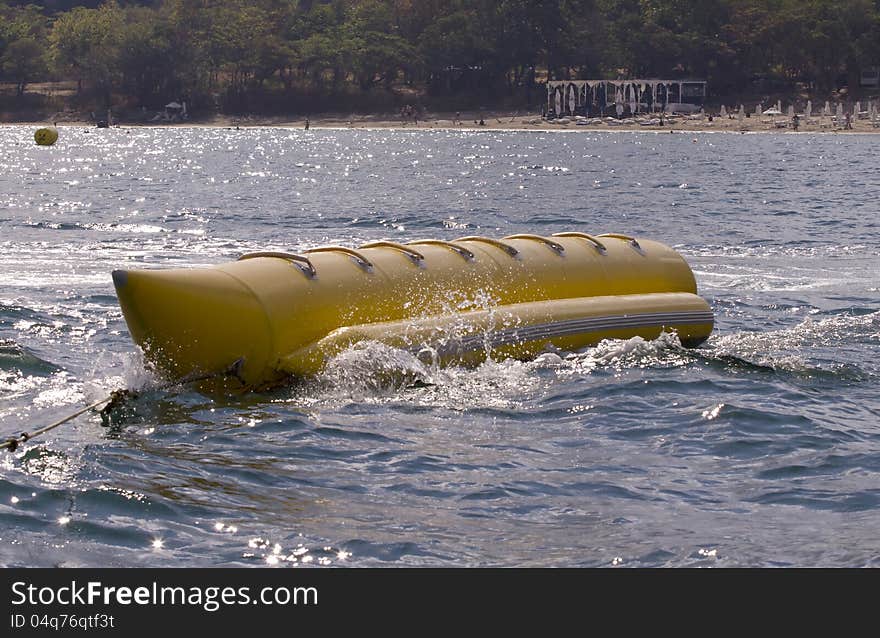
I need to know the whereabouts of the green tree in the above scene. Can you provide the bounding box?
[342,0,417,90]
[288,1,346,89]
[208,2,273,95]
[418,6,493,93]
[48,1,125,103]
[116,6,176,106]
[0,3,49,96]
[158,0,216,107]
[4,0,880,116]
[1,37,47,95]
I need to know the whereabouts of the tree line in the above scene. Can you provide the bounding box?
[1,0,879,116]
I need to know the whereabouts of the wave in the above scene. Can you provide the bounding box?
[683,243,875,259]
[0,340,61,375]
[0,302,42,326]
[21,220,195,235]
[286,332,692,411]
[283,308,878,409]
[704,309,879,379]
[7,307,871,436]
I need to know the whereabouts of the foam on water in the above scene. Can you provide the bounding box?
[297,332,712,411]
[296,315,878,415]
[292,339,539,411]
[708,310,879,377]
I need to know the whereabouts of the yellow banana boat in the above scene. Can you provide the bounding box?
[112,232,713,389]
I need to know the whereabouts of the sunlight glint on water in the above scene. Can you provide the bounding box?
[0,126,878,567]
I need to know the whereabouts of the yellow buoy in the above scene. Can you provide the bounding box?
[34,127,58,146]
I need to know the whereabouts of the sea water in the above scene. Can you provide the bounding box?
[1,126,878,567]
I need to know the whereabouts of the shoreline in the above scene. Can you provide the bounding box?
[4,110,879,134]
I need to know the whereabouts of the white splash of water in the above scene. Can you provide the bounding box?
[556,331,692,376]
[293,331,691,411]
[82,347,160,400]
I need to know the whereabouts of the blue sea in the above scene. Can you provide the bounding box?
[1,125,878,567]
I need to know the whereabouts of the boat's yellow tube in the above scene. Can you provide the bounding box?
[112,232,713,388]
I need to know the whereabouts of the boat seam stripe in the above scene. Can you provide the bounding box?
[423,310,713,354]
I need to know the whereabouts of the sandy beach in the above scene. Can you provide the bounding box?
[8,108,880,134]
[178,110,880,134]
[281,109,880,134]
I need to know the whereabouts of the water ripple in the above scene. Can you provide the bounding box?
[1,126,878,567]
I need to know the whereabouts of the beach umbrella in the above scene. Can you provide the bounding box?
[165,101,182,109]
[762,108,782,116]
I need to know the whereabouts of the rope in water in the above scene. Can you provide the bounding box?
[1,359,244,453]
[2,395,116,452]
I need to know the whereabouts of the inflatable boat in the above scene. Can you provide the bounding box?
[112,232,713,389]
